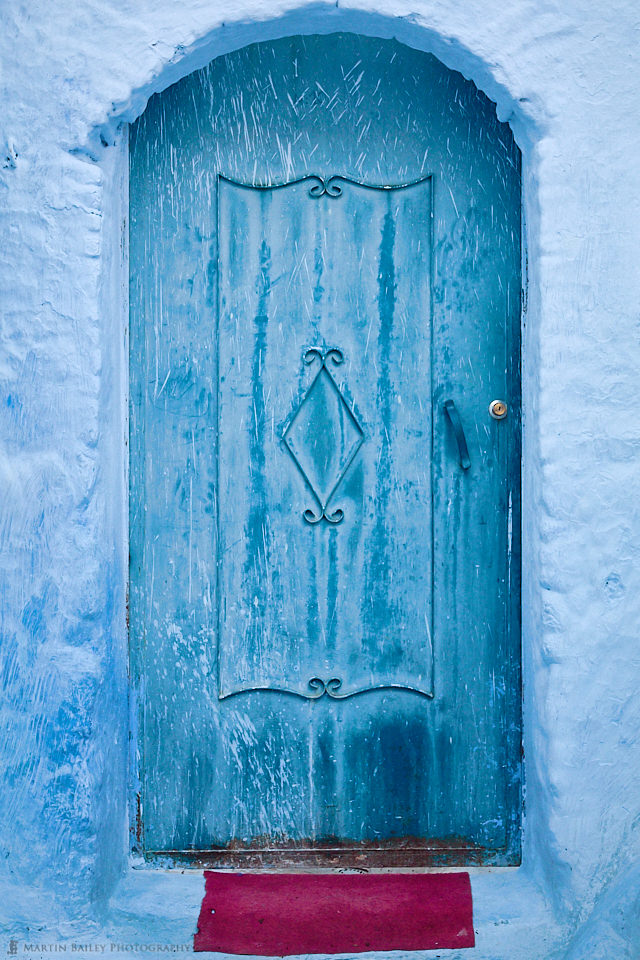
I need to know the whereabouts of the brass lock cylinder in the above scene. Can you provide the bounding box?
[489,400,508,420]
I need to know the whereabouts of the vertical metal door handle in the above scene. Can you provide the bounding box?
[444,399,471,470]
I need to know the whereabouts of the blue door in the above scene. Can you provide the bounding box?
[129,34,522,866]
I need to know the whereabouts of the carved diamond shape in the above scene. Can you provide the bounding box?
[283,349,364,524]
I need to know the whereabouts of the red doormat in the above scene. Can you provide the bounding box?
[194,872,474,955]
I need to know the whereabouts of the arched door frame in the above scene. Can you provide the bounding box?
[91,2,546,883]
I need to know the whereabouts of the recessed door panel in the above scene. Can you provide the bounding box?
[217,175,433,700]
[129,33,522,865]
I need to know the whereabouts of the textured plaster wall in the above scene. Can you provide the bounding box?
[0,1,639,958]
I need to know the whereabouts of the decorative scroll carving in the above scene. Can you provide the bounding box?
[305,678,434,701]
[308,677,344,697]
[220,678,434,701]
[218,172,431,198]
[283,348,364,525]
[308,176,343,198]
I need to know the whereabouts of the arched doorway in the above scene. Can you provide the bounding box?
[129,32,521,867]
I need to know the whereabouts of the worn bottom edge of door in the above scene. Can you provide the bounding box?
[143,841,521,869]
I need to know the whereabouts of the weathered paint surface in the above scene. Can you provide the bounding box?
[217,175,434,700]
[129,34,521,862]
[5,0,640,954]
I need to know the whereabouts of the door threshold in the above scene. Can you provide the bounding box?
[146,844,515,870]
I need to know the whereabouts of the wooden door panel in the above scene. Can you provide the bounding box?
[217,174,433,699]
[129,33,522,865]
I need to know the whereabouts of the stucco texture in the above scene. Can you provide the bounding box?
[0,1,639,958]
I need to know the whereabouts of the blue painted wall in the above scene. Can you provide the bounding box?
[0,2,639,957]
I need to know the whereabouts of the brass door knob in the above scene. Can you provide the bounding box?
[489,400,508,420]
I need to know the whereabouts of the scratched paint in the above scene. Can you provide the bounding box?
[129,33,521,862]
[217,176,433,699]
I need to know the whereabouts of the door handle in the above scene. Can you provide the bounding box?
[444,399,471,470]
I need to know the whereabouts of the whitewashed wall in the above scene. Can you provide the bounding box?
[1,1,639,957]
